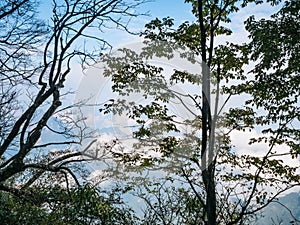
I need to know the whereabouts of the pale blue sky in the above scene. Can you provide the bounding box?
[37,0,293,162]
[34,1,300,215]
[37,0,194,47]
[142,0,194,22]
[37,0,280,48]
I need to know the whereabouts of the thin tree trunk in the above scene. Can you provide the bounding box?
[198,0,217,224]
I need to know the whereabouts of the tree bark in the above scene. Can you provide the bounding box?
[198,0,217,224]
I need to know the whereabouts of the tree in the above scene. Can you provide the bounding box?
[0,184,138,224]
[99,0,300,224]
[0,0,145,210]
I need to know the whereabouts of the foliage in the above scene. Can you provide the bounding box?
[0,0,145,223]
[100,0,300,224]
[243,0,300,154]
[0,184,137,225]
[0,0,299,224]
[0,0,145,193]
[139,180,206,225]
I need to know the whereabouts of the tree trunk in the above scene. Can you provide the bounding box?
[198,0,217,224]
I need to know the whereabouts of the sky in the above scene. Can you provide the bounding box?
[36,0,299,199]
[38,0,280,48]
[58,0,297,162]
[32,0,300,221]
[61,0,281,92]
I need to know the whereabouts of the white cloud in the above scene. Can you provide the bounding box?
[230,129,300,168]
